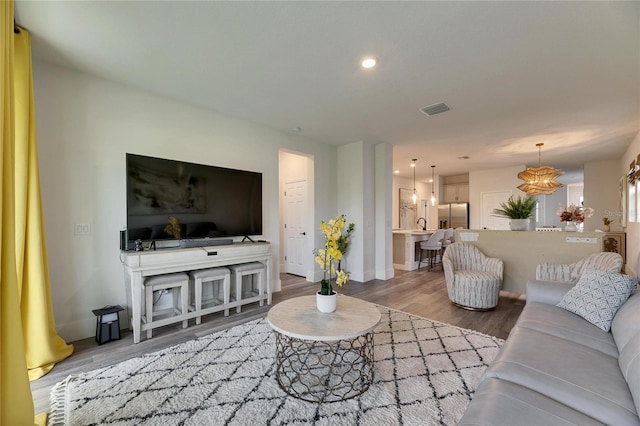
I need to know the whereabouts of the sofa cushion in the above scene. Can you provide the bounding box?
[482,328,638,425]
[612,291,640,352]
[557,270,638,331]
[619,331,640,416]
[514,302,618,357]
[458,378,603,426]
[525,279,573,305]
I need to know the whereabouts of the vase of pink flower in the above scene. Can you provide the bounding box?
[557,204,594,232]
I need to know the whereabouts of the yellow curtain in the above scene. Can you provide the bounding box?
[2,1,73,423]
[1,3,34,424]
[13,15,73,384]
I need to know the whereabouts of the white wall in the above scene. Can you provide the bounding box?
[584,159,623,232]
[622,132,640,275]
[375,143,394,280]
[535,185,567,228]
[337,142,366,282]
[337,141,382,283]
[469,165,526,229]
[33,62,338,342]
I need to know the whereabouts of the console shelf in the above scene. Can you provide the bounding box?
[122,242,272,343]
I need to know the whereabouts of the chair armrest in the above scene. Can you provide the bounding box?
[526,280,574,305]
[484,257,504,279]
[535,263,572,282]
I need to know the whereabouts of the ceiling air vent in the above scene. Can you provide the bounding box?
[420,102,450,116]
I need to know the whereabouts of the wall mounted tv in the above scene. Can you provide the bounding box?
[126,153,262,244]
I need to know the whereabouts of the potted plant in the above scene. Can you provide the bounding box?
[603,217,612,232]
[492,196,537,231]
[313,215,353,312]
[557,204,594,232]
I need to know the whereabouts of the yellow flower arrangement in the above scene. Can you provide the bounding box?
[314,214,354,295]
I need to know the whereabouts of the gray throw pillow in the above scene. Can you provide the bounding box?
[557,269,638,332]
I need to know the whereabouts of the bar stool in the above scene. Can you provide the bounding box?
[143,272,189,339]
[229,262,266,313]
[189,267,231,324]
[418,229,445,271]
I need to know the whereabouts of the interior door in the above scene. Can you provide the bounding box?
[284,180,307,276]
[481,191,512,230]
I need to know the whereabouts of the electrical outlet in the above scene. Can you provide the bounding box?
[565,237,597,244]
[74,223,91,235]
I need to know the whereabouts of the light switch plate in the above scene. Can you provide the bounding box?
[74,223,91,235]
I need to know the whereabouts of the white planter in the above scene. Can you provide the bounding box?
[509,219,529,231]
[316,291,337,313]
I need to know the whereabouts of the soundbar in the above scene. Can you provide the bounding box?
[179,238,233,248]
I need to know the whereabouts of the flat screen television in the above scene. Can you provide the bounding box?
[125,153,262,246]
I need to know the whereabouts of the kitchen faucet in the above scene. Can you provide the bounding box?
[417,217,427,231]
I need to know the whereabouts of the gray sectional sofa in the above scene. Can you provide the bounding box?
[459,276,640,425]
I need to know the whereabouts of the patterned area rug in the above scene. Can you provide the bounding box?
[49,307,503,426]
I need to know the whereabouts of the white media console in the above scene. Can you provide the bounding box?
[122,242,272,343]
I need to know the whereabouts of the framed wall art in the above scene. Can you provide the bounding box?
[399,188,417,229]
[603,232,626,265]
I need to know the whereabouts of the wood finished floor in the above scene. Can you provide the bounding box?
[31,267,525,415]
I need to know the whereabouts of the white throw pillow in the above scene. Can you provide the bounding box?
[557,269,638,332]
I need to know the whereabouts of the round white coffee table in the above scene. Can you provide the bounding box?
[267,294,381,402]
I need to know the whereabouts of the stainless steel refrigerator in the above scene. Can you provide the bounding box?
[437,202,469,229]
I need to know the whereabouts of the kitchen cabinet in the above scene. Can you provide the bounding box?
[443,183,469,203]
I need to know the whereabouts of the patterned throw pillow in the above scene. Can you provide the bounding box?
[557,269,638,332]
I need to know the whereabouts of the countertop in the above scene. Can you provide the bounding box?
[392,229,435,235]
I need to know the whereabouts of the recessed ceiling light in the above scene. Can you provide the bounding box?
[361,57,377,69]
[394,170,400,174]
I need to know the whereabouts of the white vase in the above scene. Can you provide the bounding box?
[509,219,529,231]
[316,291,337,313]
[565,221,578,232]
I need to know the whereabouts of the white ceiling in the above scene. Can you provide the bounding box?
[14,1,640,183]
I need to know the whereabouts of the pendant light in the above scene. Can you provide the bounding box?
[411,159,418,204]
[430,165,437,206]
[517,143,564,195]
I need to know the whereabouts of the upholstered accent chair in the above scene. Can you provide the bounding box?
[442,242,504,310]
[535,252,623,283]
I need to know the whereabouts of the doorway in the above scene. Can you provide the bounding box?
[279,151,314,280]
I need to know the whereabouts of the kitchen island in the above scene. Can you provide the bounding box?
[392,229,435,271]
